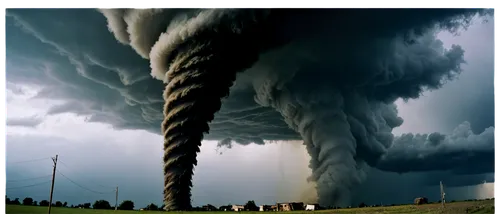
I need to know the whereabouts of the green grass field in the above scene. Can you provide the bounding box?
[5,200,494,214]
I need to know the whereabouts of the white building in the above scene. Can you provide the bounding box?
[305,204,319,211]
[232,205,245,211]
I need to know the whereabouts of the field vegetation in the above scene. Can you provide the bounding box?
[6,199,494,214]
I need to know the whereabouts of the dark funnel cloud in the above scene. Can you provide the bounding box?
[97,9,295,210]
[5,8,494,209]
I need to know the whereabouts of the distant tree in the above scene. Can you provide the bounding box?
[93,200,112,209]
[118,200,134,210]
[152,203,160,210]
[205,204,217,211]
[358,202,367,208]
[83,203,91,209]
[144,203,158,211]
[159,204,165,211]
[55,201,63,207]
[244,200,258,211]
[39,200,50,206]
[192,206,202,211]
[6,196,11,204]
[22,197,34,206]
[63,202,68,207]
[70,204,74,208]
[219,204,232,211]
[12,198,21,205]
[33,201,38,206]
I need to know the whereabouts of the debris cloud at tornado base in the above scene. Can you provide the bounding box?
[97,8,493,209]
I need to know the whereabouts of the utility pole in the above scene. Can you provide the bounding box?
[115,186,119,211]
[48,155,58,214]
[440,181,446,208]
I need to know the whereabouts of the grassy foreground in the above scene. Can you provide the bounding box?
[5,200,495,214]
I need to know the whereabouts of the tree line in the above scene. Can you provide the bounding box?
[11,195,491,211]
[4,196,164,211]
[5,196,259,211]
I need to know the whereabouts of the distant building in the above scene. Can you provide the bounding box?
[259,205,274,211]
[277,203,290,211]
[231,205,245,211]
[277,202,304,211]
[290,202,304,211]
[305,204,320,211]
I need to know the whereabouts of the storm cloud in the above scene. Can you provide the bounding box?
[6,115,45,128]
[377,121,494,174]
[5,8,494,208]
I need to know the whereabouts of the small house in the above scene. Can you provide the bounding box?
[277,203,291,211]
[259,205,274,211]
[277,202,304,211]
[305,204,320,211]
[231,205,245,211]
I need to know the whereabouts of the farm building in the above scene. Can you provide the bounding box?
[259,205,276,211]
[231,205,245,211]
[277,202,304,211]
[305,204,320,211]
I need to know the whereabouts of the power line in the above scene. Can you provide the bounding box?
[7,157,51,164]
[6,180,51,190]
[7,174,52,182]
[56,170,115,195]
[57,160,116,190]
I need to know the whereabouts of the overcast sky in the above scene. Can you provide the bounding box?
[4,10,495,209]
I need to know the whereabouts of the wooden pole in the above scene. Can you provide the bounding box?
[48,155,58,214]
